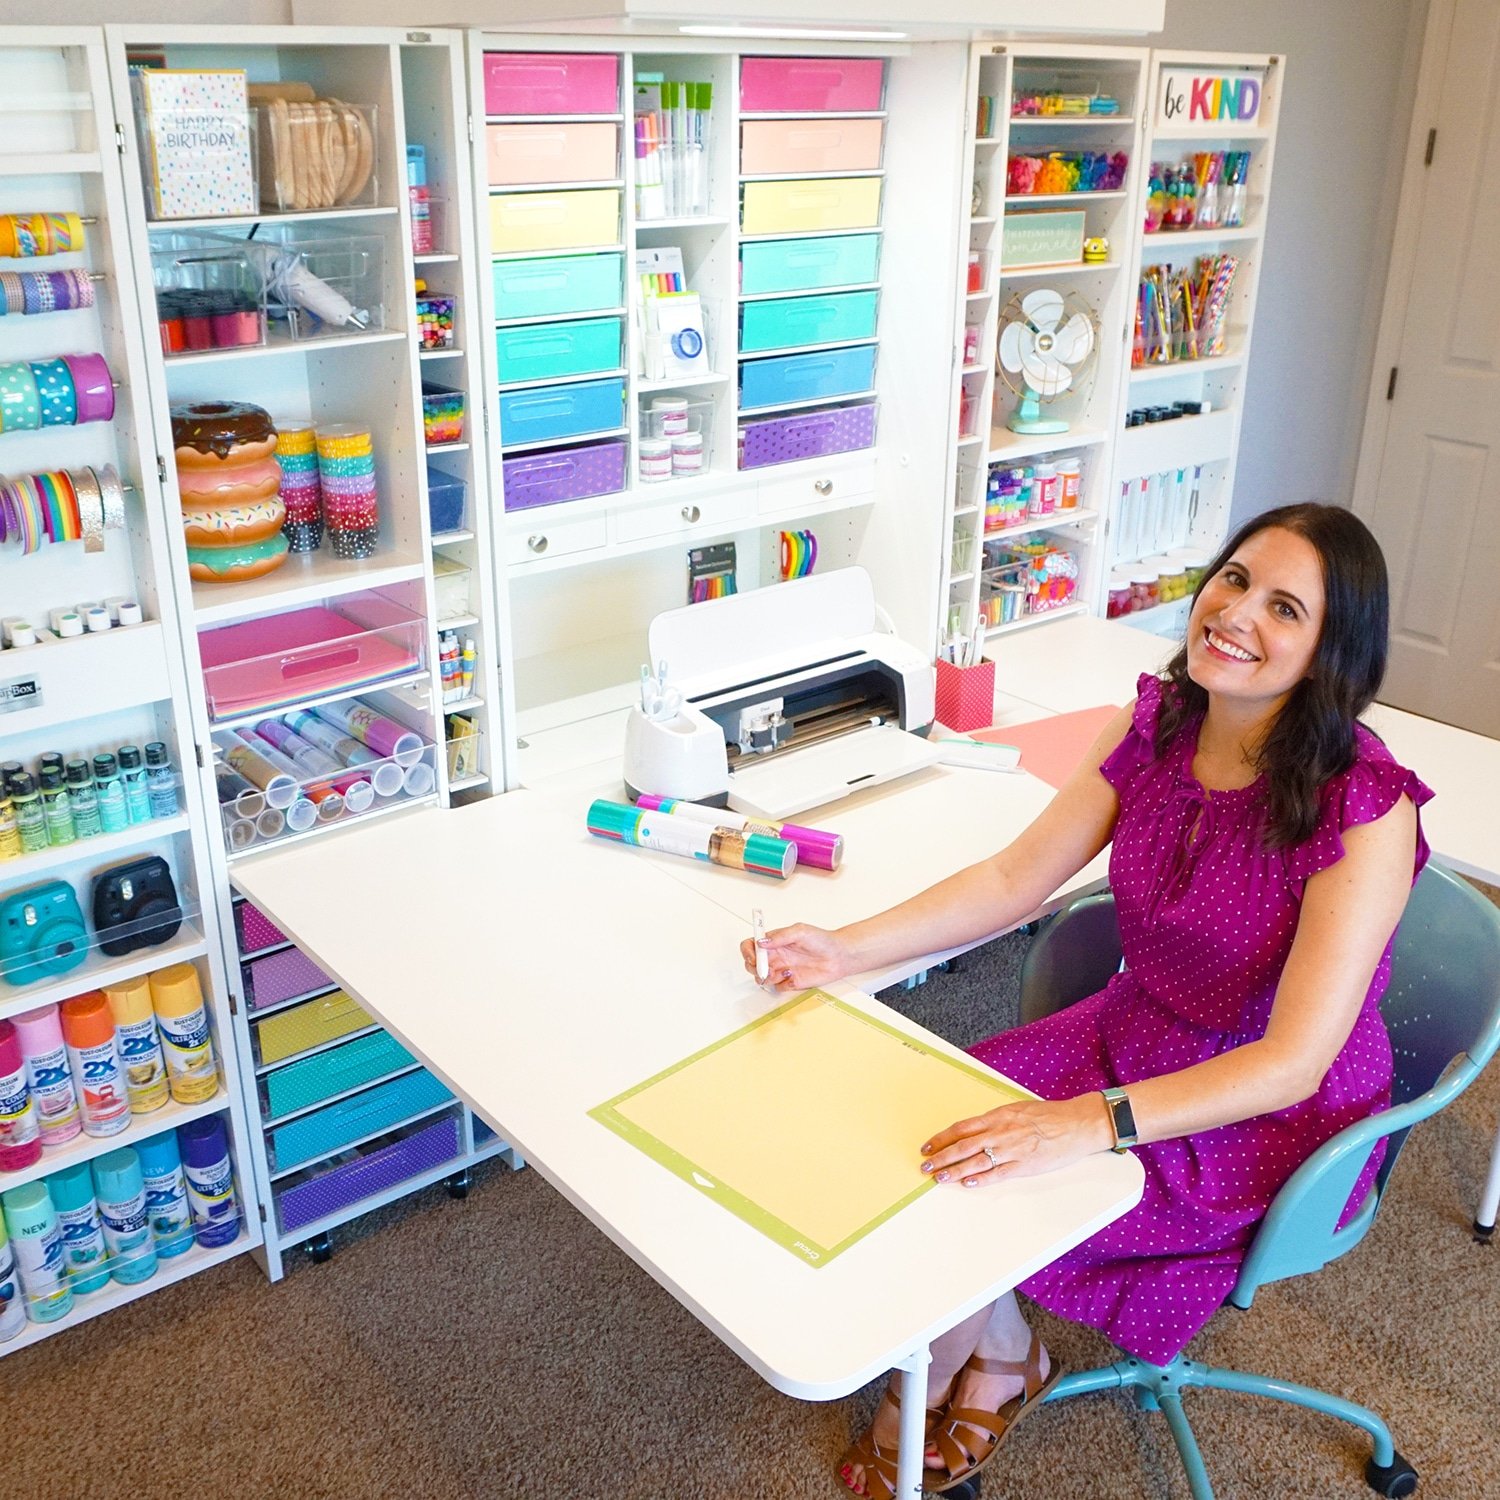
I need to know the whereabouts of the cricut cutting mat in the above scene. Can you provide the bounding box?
[590,990,1031,1267]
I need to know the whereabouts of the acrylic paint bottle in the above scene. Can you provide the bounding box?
[1,1181,72,1323]
[59,991,130,1138]
[135,1130,195,1258]
[0,1020,42,1170]
[11,772,47,854]
[144,743,179,818]
[93,753,128,834]
[38,765,76,847]
[91,1148,158,1286]
[150,963,219,1104]
[178,1116,239,1249]
[104,975,170,1114]
[64,758,102,839]
[0,1215,28,1340]
[46,1161,111,1295]
[117,745,151,825]
[13,1005,81,1146]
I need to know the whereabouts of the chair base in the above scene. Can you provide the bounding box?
[1040,1354,1417,1499]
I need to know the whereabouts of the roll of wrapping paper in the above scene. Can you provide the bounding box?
[213,763,265,818]
[310,701,423,768]
[633,794,843,872]
[283,710,405,797]
[586,799,797,879]
[215,732,297,811]
[0,213,85,258]
[254,720,376,813]
[238,729,339,825]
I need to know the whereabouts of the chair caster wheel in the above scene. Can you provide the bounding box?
[445,1170,471,1200]
[946,1477,981,1500]
[305,1232,333,1265]
[1365,1451,1417,1497]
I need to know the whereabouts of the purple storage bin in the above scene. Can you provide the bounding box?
[244,945,335,1011]
[276,1111,463,1233]
[235,899,289,956]
[738,400,877,470]
[502,438,627,511]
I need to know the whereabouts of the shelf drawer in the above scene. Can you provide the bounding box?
[503,439,626,513]
[739,290,878,353]
[262,1029,416,1121]
[483,51,620,116]
[741,176,881,235]
[487,121,618,186]
[490,188,620,254]
[739,400,878,469]
[740,118,884,175]
[739,344,876,410]
[507,512,608,565]
[739,56,885,113]
[492,252,624,321]
[243,945,334,1012]
[255,989,373,1067]
[234,898,288,957]
[756,456,876,510]
[500,376,624,446]
[275,1109,463,1235]
[496,316,622,385]
[612,488,755,544]
[268,1068,454,1173]
[739,233,881,296]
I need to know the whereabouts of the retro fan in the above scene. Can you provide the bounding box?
[995,287,1098,434]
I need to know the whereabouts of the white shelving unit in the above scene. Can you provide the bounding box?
[1108,50,1283,639]
[105,23,515,1280]
[0,28,260,1352]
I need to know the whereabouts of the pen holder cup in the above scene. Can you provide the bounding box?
[934,656,996,734]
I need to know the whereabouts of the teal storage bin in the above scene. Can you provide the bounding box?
[492,252,624,320]
[739,290,879,353]
[738,344,877,410]
[739,233,881,296]
[499,376,624,445]
[268,1069,454,1171]
[262,1030,416,1122]
[496,316,622,385]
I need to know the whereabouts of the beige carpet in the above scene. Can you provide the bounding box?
[7,898,1500,1500]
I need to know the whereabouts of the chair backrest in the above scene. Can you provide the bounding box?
[1016,891,1122,1026]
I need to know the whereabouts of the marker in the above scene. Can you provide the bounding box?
[752,908,769,984]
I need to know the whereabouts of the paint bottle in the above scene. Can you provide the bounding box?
[144,743,179,818]
[38,765,76,847]
[135,1130,195,1258]
[13,1006,81,1145]
[11,772,47,854]
[64,758,102,839]
[59,991,130,1138]
[1,1181,72,1323]
[46,1161,110,1295]
[0,1214,28,1340]
[91,1148,157,1286]
[92,753,128,834]
[117,745,151,825]
[150,964,219,1104]
[178,1116,239,1249]
[0,790,20,860]
[0,1020,42,1170]
[104,975,169,1114]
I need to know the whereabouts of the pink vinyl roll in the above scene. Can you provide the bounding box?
[60,352,114,424]
[311,701,423,768]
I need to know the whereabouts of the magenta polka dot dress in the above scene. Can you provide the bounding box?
[969,674,1434,1365]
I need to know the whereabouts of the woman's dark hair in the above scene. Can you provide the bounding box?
[1155,502,1389,848]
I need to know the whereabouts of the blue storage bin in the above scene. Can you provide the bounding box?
[496,316,622,385]
[268,1068,454,1171]
[738,344,876,410]
[739,233,881,295]
[499,376,624,446]
[262,1030,417,1122]
[739,290,879,353]
[426,466,467,533]
[492,252,624,320]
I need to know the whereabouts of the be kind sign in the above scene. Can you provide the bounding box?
[1158,68,1264,129]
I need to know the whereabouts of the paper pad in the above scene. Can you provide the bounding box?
[977,705,1121,790]
[590,991,1030,1267]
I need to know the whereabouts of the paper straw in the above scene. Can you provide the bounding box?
[311,701,423,768]
[633,794,843,871]
[586,799,797,879]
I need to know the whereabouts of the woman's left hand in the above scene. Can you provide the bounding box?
[920,1094,1115,1187]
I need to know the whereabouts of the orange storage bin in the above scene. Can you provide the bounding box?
[486,121,618,186]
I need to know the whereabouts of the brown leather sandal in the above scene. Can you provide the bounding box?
[833,1384,949,1498]
[928,1334,1064,1493]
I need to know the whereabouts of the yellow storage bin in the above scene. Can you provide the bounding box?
[490,188,620,253]
[740,177,882,235]
[256,989,373,1067]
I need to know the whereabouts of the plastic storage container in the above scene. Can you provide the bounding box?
[491,252,624,321]
[486,121,618,185]
[233,900,288,955]
[740,177,881,235]
[738,290,878,353]
[254,989,373,1067]
[738,57,886,114]
[267,1068,454,1173]
[501,438,628,510]
[242,946,336,1014]
[740,117,884,175]
[499,376,624,446]
[489,188,621,254]
[495,316,623,385]
[483,52,620,116]
[738,344,876,410]
[738,400,877,469]
[422,383,466,446]
[739,233,880,295]
[262,1030,415,1121]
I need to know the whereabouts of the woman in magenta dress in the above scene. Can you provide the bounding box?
[744,504,1432,1499]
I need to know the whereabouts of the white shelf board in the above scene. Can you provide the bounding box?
[636,372,730,393]
[147,205,397,232]
[738,389,876,418]
[492,241,623,261]
[190,552,428,627]
[226,794,437,864]
[0,928,208,1025]
[413,252,460,265]
[969,216,997,228]
[0,91,91,112]
[0,814,190,883]
[444,694,485,713]
[1006,115,1138,128]
[1129,352,1244,385]
[437,612,480,632]
[739,226,883,244]
[495,306,627,329]
[449,772,490,792]
[987,424,1110,462]
[740,336,877,361]
[737,282,879,303]
[163,328,408,367]
[1001,259,1122,278]
[984,601,1091,638]
[981,506,1098,543]
[419,347,465,361]
[1140,225,1262,253]
[501,426,628,455]
[425,441,470,454]
[498,366,628,393]
[0,150,101,175]
[432,529,475,544]
[489,178,622,194]
[634,214,732,230]
[1004,190,1129,205]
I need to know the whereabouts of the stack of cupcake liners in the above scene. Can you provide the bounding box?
[277,422,322,552]
[315,424,379,560]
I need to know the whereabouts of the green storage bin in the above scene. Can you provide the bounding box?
[269,1068,454,1172]
[262,1030,416,1121]
[492,252,624,320]
[496,316,622,385]
[739,233,881,295]
[739,290,879,353]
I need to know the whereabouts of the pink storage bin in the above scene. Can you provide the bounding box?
[243,946,335,1011]
[740,118,884,174]
[487,121,618,185]
[739,57,885,114]
[483,52,620,116]
[235,899,289,956]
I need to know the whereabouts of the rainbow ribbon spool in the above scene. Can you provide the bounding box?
[779,528,818,581]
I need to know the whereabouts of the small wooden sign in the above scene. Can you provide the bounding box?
[1000,209,1086,270]
[1158,68,1264,129]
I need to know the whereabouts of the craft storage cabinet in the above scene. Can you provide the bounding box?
[0,29,259,1353]
[105,25,515,1280]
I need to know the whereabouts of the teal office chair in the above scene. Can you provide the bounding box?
[1010,861,1500,1500]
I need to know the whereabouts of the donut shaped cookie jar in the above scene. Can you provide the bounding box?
[171,400,289,583]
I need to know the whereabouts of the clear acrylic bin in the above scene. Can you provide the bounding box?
[422,384,466,446]
[431,554,472,622]
[637,397,714,483]
[255,100,379,213]
[444,715,484,784]
[0,890,200,992]
[135,98,257,221]
[426,466,468,534]
[639,296,718,382]
[150,231,266,356]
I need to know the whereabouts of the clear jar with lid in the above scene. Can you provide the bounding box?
[638,438,672,483]
[1130,566,1160,612]
[1170,546,1211,593]
[1054,456,1082,509]
[1107,569,1133,618]
[1150,553,1187,602]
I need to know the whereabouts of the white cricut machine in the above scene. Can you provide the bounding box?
[632,567,939,819]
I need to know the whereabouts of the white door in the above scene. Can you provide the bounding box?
[1354,0,1500,736]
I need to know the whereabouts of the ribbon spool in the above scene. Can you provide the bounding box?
[0,464,128,555]
[778,528,818,581]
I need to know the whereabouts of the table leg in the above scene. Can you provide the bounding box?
[895,1342,932,1497]
[1475,1114,1500,1237]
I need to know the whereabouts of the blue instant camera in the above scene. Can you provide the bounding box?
[0,880,87,987]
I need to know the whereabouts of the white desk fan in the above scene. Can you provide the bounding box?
[996,287,1098,434]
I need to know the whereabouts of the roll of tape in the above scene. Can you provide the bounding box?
[95,464,125,532]
[0,360,41,433]
[60,352,112,425]
[30,357,77,426]
[74,467,105,554]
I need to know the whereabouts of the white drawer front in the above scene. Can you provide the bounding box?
[756,461,876,516]
[506,514,607,565]
[612,488,755,544]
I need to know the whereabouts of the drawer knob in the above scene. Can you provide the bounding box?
[814,478,833,496]
[528,534,548,553]
[681,505,701,523]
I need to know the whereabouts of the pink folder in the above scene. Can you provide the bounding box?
[976,705,1121,790]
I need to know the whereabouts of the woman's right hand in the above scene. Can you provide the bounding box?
[740,922,853,992]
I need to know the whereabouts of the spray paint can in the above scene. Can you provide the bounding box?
[0,1214,28,1340]
[0,1020,42,1170]
[178,1116,239,1249]
[91,1148,158,1286]
[149,964,219,1104]
[135,1130,195,1258]
[1,1181,72,1323]
[46,1161,111,1295]
[59,991,129,1137]
[13,1005,81,1147]
[104,975,169,1114]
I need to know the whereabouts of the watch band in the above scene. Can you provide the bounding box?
[1101,1087,1138,1153]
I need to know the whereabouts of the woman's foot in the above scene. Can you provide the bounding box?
[928,1338,1059,1491]
[836,1377,954,1497]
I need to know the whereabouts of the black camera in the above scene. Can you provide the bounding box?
[91,856,183,957]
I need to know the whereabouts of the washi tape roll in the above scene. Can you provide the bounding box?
[95,464,125,533]
[29,357,76,426]
[0,361,41,433]
[60,352,112,424]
